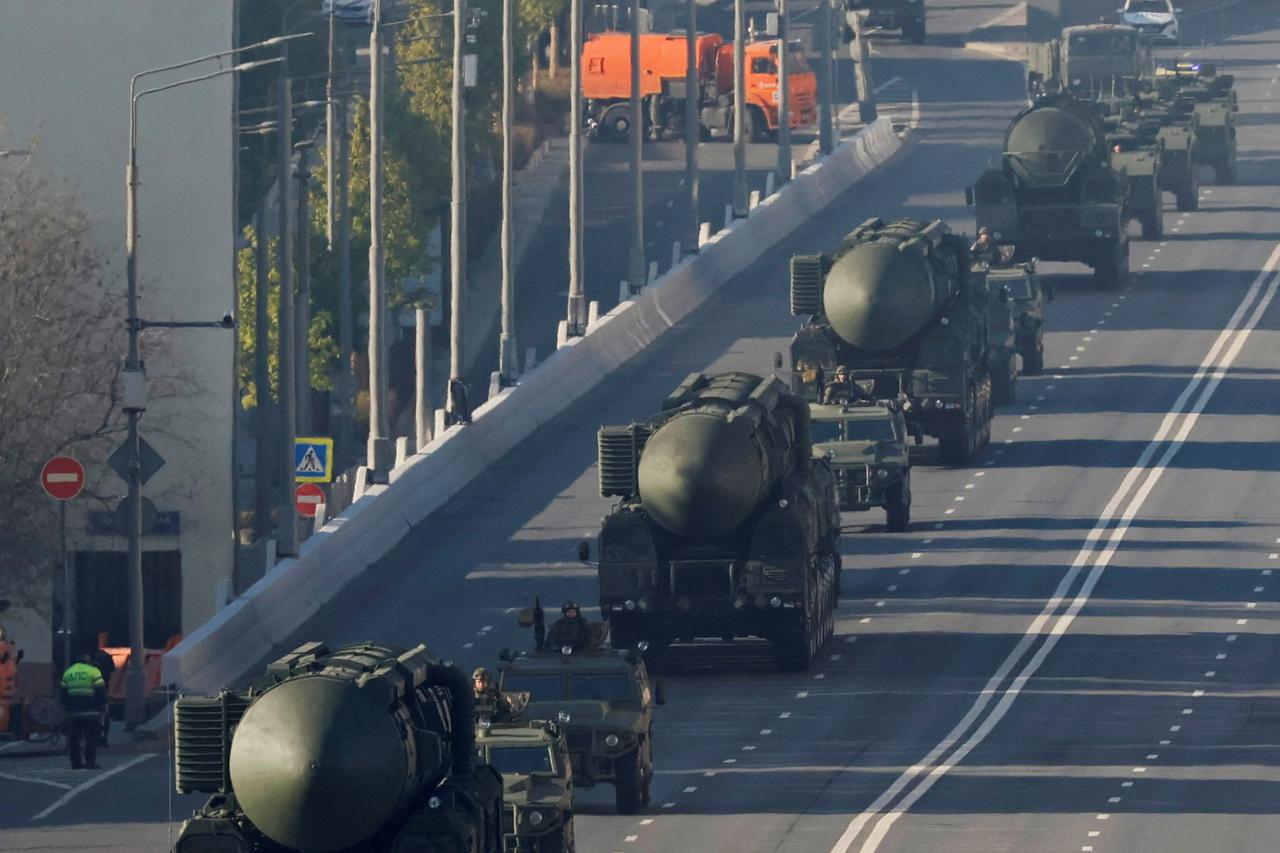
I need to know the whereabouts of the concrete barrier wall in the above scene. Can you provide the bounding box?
[165,117,905,693]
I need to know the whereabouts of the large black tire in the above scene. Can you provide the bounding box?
[1176,173,1200,211]
[1141,201,1164,240]
[1093,242,1128,290]
[1020,329,1044,376]
[1216,156,1238,185]
[939,383,982,465]
[885,473,911,532]
[614,749,644,814]
[743,106,766,143]
[992,356,1017,406]
[904,18,926,44]
[600,104,634,143]
[775,610,815,672]
[640,738,653,808]
[542,818,575,853]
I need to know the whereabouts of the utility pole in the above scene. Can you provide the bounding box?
[275,74,299,556]
[499,0,517,381]
[253,179,272,539]
[295,142,314,436]
[336,95,354,464]
[628,0,646,292]
[367,0,391,474]
[776,0,790,182]
[818,0,834,154]
[732,0,747,215]
[852,11,877,123]
[566,0,586,335]
[684,0,699,251]
[449,0,469,419]
[326,11,337,249]
[415,308,432,449]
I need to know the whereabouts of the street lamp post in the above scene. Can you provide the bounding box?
[732,0,747,215]
[776,0,791,183]
[684,1,699,252]
[367,0,392,474]
[566,0,586,336]
[627,0,646,292]
[498,0,518,383]
[448,0,470,422]
[124,54,282,727]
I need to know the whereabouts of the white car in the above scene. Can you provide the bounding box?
[1117,0,1181,44]
[321,0,375,25]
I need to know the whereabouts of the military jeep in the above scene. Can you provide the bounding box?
[810,401,912,531]
[496,647,663,815]
[477,720,576,852]
[983,259,1047,376]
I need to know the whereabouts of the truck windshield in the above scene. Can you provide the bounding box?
[486,745,556,775]
[568,673,635,701]
[788,46,810,74]
[842,419,897,441]
[1126,0,1169,11]
[504,673,564,700]
[1070,32,1136,57]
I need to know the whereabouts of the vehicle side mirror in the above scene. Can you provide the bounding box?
[577,540,591,562]
[654,680,667,705]
[964,186,975,206]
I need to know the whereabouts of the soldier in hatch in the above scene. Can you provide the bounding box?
[546,601,594,651]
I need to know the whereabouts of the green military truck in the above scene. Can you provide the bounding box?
[810,401,912,531]
[968,94,1130,289]
[1027,24,1145,99]
[845,0,927,44]
[496,646,663,815]
[1107,130,1164,238]
[477,720,576,852]
[1153,61,1238,184]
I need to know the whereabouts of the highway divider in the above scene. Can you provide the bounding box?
[165,116,906,693]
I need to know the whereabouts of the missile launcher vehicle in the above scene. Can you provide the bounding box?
[591,372,842,671]
[172,641,504,853]
[496,643,663,815]
[789,218,1008,465]
[809,401,912,531]
[968,94,1131,289]
[476,719,576,852]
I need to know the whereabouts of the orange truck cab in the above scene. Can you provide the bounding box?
[582,32,817,142]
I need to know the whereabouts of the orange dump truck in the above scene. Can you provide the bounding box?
[583,32,818,142]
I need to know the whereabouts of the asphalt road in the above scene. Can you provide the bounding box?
[6,1,1280,851]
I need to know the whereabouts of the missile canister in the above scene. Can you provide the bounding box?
[595,372,841,671]
[789,218,1008,464]
[968,94,1130,288]
[172,641,504,853]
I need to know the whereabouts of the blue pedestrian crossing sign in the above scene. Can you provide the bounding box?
[294,436,334,483]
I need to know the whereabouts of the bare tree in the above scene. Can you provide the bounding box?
[0,152,124,612]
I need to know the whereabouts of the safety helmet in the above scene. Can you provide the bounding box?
[562,600,579,615]
[472,667,491,682]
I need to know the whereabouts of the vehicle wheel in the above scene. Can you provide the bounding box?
[640,745,653,808]
[885,477,910,532]
[744,106,766,144]
[1141,202,1163,240]
[991,356,1016,406]
[1176,175,1199,211]
[1021,330,1044,376]
[905,19,926,44]
[552,815,576,853]
[614,749,644,814]
[1215,157,1237,186]
[775,611,814,672]
[600,104,634,143]
[1093,242,1126,290]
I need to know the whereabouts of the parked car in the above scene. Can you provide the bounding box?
[1117,0,1180,44]
[321,0,375,25]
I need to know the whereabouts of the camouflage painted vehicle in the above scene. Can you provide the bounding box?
[592,372,842,670]
[496,645,663,815]
[1107,129,1164,238]
[790,218,1004,465]
[968,93,1130,289]
[1153,61,1238,183]
[983,258,1047,375]
[1122,101,1200,211]
[845,0,926,44]
[476,720,576,852]
[172,642,504,853]
[809,401,912,531]
[1192,99,1238,184]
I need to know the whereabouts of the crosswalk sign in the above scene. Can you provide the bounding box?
[294,436,334,483]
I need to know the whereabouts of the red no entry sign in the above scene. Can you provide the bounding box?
[295,483,325,518]
[41,455,85,501]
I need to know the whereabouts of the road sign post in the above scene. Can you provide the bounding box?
[295,483,325,518]
[41,456,85,669]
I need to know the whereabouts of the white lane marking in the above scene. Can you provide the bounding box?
[954,496,966,502]
[1254,586,1265,592]
[31,754,154,820]
[641,818,655,825]
[1132,767,1146,773]
[684,786,698,793]
[934,523,945,529]
[1122,781,1134,787]
[832,251,1280,853]
[887,585,898,592]
[911,552,923,559]
[944,508,956,515]
[780,711,793,718]
[722,758,737,765]
[796,691,809,699]
[0,770,72,791]
[742,745,757,751]
[1216,653,1227,660]
[463,642,474,648]
[1264,569,1273,576]
[1192,690,1205,698]
[1236,619,1248,625]
[1182,708,1194,715]
[762,728,774,735]
[1147,754,1159,760]
[1160,740,1171,745]
[663,802,676,808]
[1109,796,1122,803]
[1227,634,1238,642]
[814,673,827,680]
[626,834,639,841]
[875,601,886,608]
[898,568,910,575]
[1206,671,1216,677]
[1247,602,1257,609]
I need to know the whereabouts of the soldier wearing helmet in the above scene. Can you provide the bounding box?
[473,666,512,720]
[970,227,1001,266]
[546,601,593,652]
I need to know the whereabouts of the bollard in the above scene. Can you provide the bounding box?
[765,171,776,197]
[724,204,734,229]
[394,436,410,468]
[488,370,503,401]
[698,221,712,247]
[524,346,538,373]
[749,189,761,210]
[619,280,631,303]
[647,261,658,285]
[587,300,600,326]
[354,466,370,500]
[791,159,799,180]
[556,319,569,348]
[314,504,327,532]
[434,408,447,438]
[671,241,682,267]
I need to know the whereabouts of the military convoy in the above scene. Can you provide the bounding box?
[789,218,1012,464]
[591,371,841,670]
[173,642,504,853]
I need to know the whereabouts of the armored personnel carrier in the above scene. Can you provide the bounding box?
[591,372,841,670]
[789,218,1005,464]
[810,401,912,531]
[477,719,576,852]
[172,641,504,853]
[496,642,663,815]
[968,94,1130,288]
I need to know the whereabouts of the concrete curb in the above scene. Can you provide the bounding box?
[164,117,906,694]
